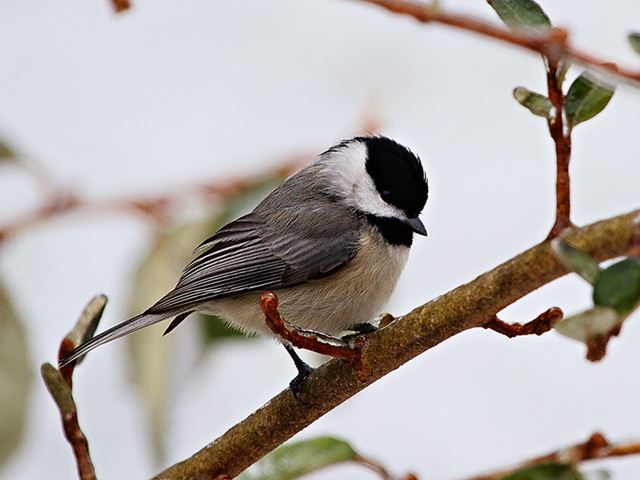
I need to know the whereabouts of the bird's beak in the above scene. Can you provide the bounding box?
[407,217,427,236]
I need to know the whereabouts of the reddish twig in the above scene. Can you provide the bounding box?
[110,0,131,13]
[356,0,640,85]
[545,59,573,239]
[260,292,365,368]
[467,432,640,480]
[586,323,622,362]
[483,307,563,338]
[41,361,96,480]
[0,155,305,245]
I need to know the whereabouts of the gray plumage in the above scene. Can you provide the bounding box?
[59,164,363,366]
[59,136,428,369]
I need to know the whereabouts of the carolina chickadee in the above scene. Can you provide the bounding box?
[60,136,429,388]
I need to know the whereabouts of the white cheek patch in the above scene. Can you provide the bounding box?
[319,141,406,220]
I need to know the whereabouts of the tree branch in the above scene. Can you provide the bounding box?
[353,0,640,86]
[153,209,640,480]
[466,432,640,480]
[0,156,304,245]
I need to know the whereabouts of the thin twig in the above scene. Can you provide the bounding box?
[41,296,107,480]
[484,307,563,338]
[545,59,573,238]
[0,155,305,245]
[110,0,131,13]
[586,323,622,362]
[466,432,640,480]
[153,209,639,480]
[355,0,640,85]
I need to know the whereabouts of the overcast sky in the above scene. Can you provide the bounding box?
[1,1,639,479]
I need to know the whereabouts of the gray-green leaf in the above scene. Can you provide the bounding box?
[0,140,16,161]
[513,87,554,119]
[629,32,640,56]
[564,73,615,128]
[593,257,640,316]
[487,0,551,32]
[238,436,358,480]
[128,217,225,461]
[551,239,601,285]
[64,295,107,363]
[126,178,280,460]
[0,281,32,467]
[554,306,620,344]
[503,463,584,480]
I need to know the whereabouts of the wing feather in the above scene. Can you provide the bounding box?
[145,204,360,315]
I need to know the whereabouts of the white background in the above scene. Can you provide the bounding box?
[1,0,639,479]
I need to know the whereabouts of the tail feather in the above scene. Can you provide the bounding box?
[58,312,168,367]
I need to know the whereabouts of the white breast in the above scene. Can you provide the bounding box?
[205,228,409,336]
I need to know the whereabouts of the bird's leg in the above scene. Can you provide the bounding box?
[260,292,365,390]
[283,344,315,396]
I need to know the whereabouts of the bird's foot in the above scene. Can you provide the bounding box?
[289,362,315,402]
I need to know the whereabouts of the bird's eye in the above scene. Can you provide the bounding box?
[381,190,392,202]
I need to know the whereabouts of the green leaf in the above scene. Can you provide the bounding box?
[593,257,640,316]
[564,73,615,128]
[629,32,640,56]
[503,463,584,480]
[513,87,554,119]
[0,281,32,467]
[238,436,358,480]
[487,0,551,32]
[551,239,601,285]
[554,306,620,343]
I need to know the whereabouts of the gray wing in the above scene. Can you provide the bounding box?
[146,201,361,315]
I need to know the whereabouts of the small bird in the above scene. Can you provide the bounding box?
[60,136,429,389]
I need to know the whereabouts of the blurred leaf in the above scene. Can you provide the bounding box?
[513,87,554,119]
[551,239,601,285]
[503,463,584,480]
[40,363,75,416]
[64,295,107,364]
[238,436,358,480]
[487,0,551,32]
[629,33,640,56]
[201,314,245,341]
[0,281,32,467]
[128,218,223,461]
[554,306,620,343]
[127,178,280,460]
[593,257,640,316]
[583,469,611,480]
[0,140,16,161]
[565,73,615,129]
